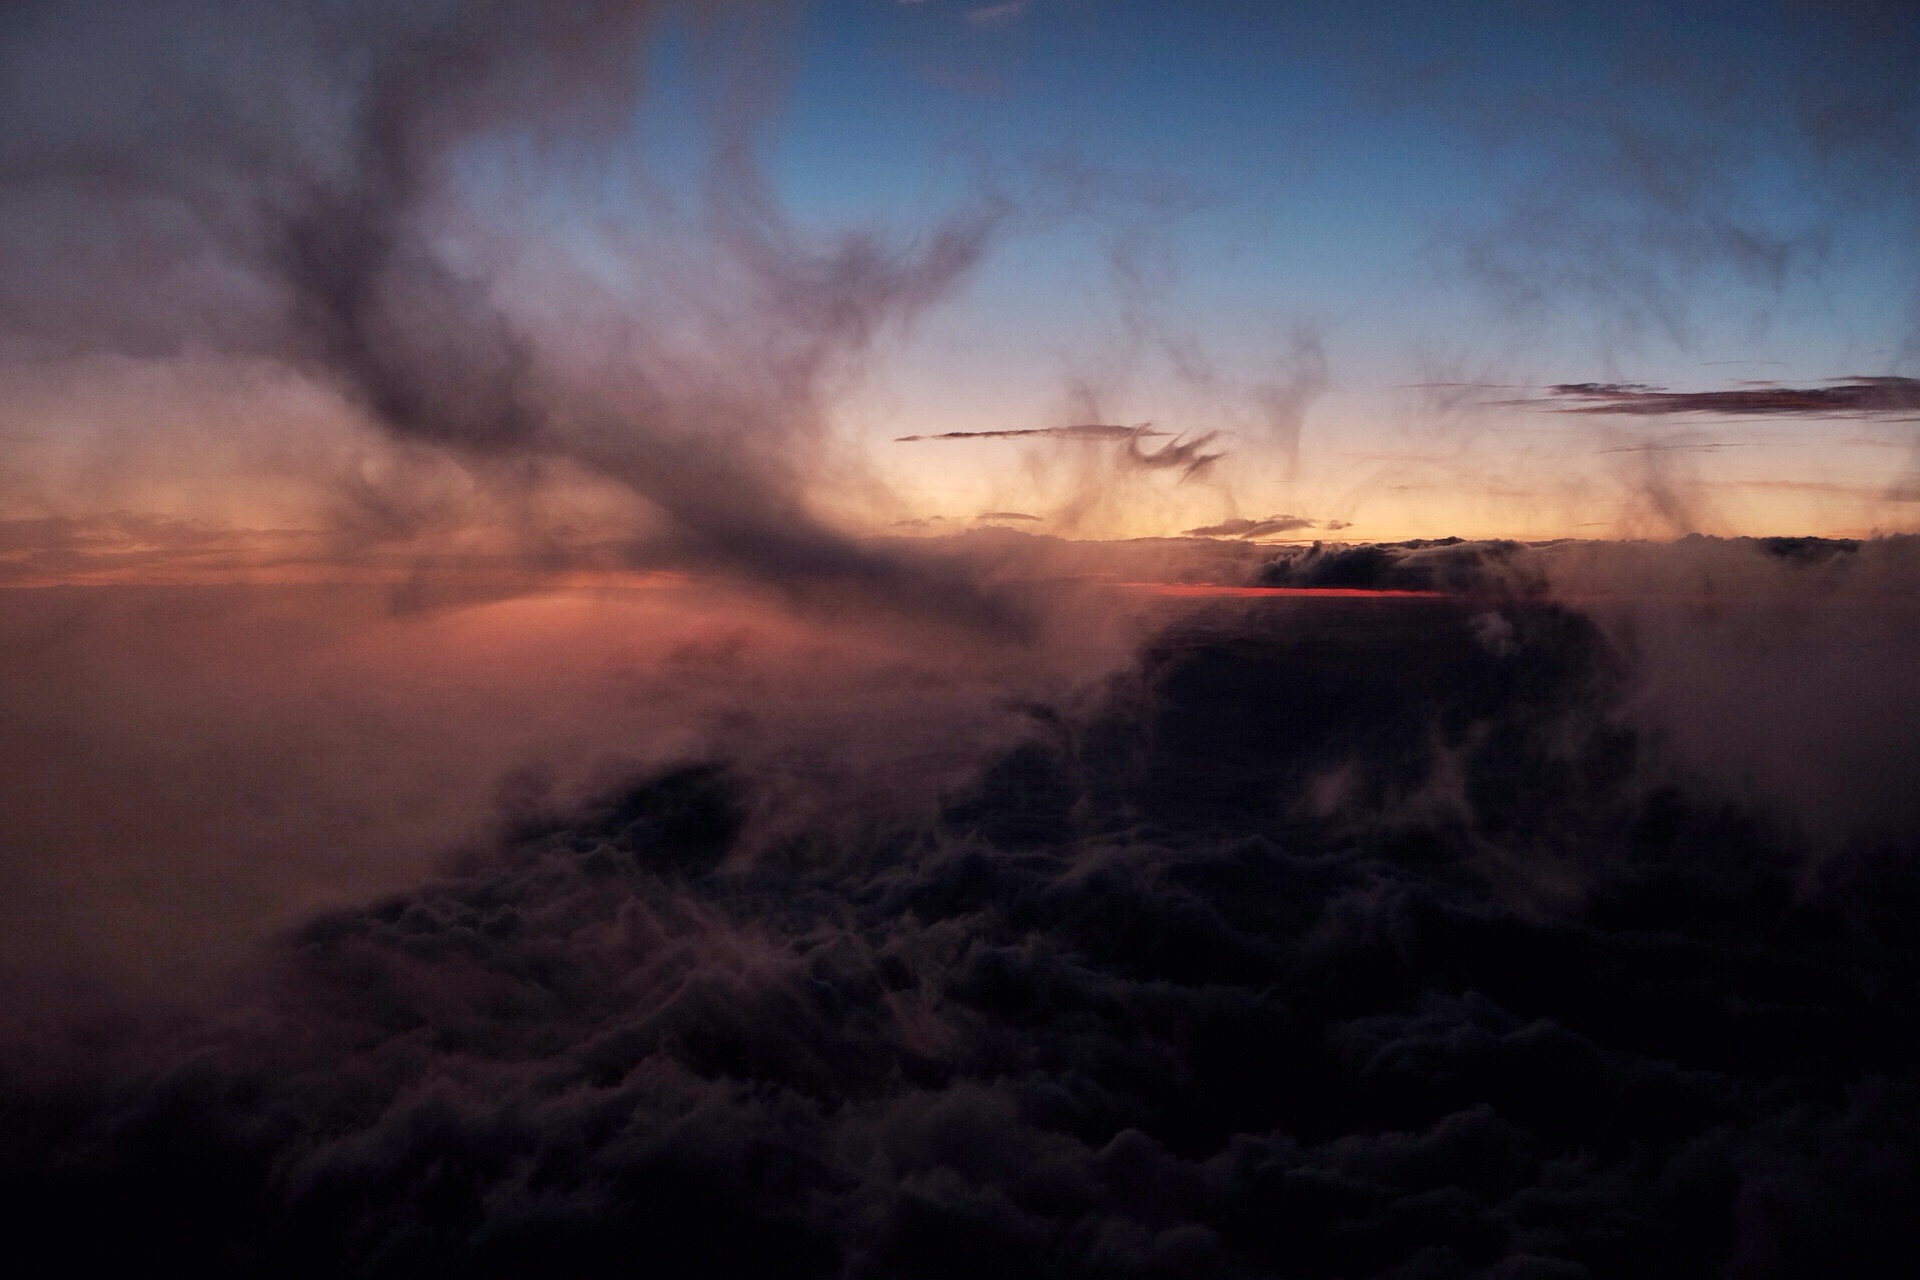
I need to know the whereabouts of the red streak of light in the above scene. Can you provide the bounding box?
[1120,583,1444,599]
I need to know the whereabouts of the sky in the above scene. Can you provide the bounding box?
[3,0,1920,584]
[784,0,1920,539]
[674,0,1920,539]
[6,9,1920,1270]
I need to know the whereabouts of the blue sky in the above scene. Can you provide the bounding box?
[636,0,1916,536]
[6,0,1916,545]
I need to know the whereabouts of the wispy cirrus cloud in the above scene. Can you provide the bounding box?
[1125,429,1223,481]
[966,2,1027,30]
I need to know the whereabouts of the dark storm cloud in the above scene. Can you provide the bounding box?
[1181,515,1315,539]
[9,559,1919,1276]
[1536,376,1920,417]
[0,0,1029,634]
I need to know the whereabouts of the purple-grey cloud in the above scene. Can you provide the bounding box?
[1182,515,1315,539]
[1126,429,1224,481]
[1533,376,1920,417]
[0,0,1030,637]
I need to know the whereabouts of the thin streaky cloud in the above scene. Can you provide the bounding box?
[1183,515,1316,539]
[1516,377,1920,417]
[896,423,1161,442]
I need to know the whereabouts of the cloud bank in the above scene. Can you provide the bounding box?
[6,541,1919,1276]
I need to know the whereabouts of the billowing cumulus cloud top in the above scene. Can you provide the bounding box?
[4,536,1919,1276]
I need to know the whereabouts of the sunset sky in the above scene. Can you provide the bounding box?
[786,0,1920,539]
[4,0,1919,582]
[8,10,1920,1271]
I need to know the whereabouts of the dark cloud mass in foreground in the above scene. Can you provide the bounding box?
[6,539,1920,1278]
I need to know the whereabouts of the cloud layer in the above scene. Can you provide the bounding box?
[6,537,1919,1276]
